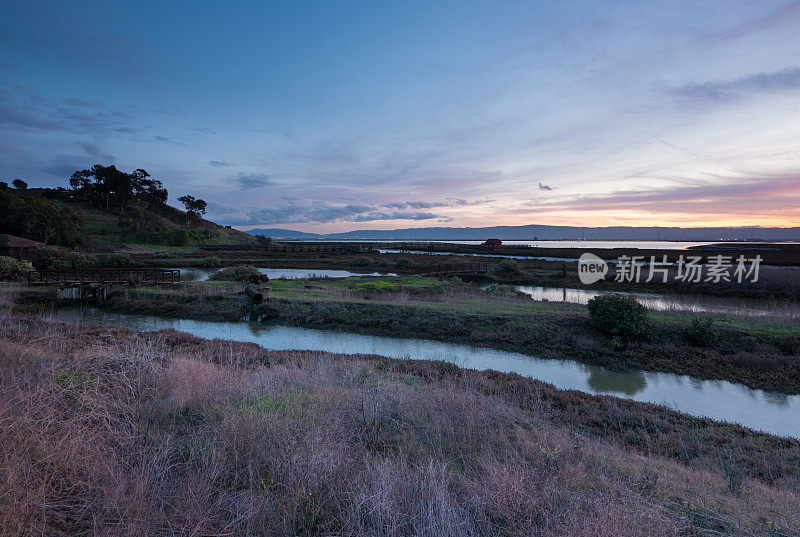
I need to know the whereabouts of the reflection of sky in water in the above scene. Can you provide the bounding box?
[57,308,800,439]
[514,286,800,319]
[174,267,396,282]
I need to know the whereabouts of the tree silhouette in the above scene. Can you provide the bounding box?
[177,195,207,225]
[69,165,167,213]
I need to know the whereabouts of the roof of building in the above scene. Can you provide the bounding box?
[0,234,45,248]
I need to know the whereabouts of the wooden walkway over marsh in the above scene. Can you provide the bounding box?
[27,268,181,285]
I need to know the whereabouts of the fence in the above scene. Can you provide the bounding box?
[28,268,181,285]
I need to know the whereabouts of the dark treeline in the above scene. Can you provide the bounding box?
[0,183,84,246]
[1,165,207,248]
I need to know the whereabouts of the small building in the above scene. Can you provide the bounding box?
[483,238,502,252]
[0,234,43,262]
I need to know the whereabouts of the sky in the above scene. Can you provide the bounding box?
[2,0,800,232]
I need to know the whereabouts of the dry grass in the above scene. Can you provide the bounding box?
[0,299,798,535]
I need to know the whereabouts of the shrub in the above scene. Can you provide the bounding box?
[198,256,223,268]
[104,253,134,267]
[210,265,262,282]
[586,294,649,341]
[352,256,370,267]
[484,283,514,296]
[0,256,32,281]
[156,227,191,246]
[683,317,718,347]
[151,251,175,259]
[34,247,98,270]
[494,259,521,278]
[395,258,412,269]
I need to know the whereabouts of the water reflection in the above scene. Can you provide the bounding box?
[174,267,397,282]
[54,308,800,439]
[583,366,646,396]
[514,285,800,319]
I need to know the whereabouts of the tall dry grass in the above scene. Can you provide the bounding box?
[0,301,798,535]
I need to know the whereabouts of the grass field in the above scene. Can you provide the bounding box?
[1,303,798,536]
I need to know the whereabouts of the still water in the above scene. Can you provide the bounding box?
[56,308,800,439]
[321,240,721,249]
[176,267,397,282]
[514,286,800,320]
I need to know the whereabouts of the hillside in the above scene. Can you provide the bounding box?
[0,185,255,253]
[81,204,255,252]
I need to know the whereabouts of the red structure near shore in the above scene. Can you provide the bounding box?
[483,238,502,252]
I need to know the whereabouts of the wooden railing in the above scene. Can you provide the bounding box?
[28,268,181,285]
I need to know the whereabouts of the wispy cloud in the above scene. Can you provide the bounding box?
[209,199,485,225]
[0,84,138,135]
[236,173,274,189]
[209,160,232,167]
[674,67,800,102]
[519,174,800,218]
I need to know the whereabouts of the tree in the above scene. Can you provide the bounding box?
[0,188,84,246]
[69,165,167,213]
[177,194,207,225]
[12,179,27,190]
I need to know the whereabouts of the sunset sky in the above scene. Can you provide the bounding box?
[2,1,800,232]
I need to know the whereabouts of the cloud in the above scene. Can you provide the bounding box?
[673,67,800,102]
[76,141,115,163]
[213,201,448,225]
[41,155,100,178]
[236,173,274,189]
[382,201,448,209]
[381,199,492,209]
[0,83,140,137]
[209,160,232,167]
[519,174,800,218]
[538,182,555,191]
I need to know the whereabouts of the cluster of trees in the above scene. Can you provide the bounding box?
[69,165,168,213]
[2,164,210,247]
[0,182,85,246]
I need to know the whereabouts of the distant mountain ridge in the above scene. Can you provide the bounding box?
[246,224,800,241]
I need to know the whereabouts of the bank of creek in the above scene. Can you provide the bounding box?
[57,307,800,439]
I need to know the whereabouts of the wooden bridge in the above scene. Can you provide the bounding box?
[27,268,181,286]
[415,262,489,277]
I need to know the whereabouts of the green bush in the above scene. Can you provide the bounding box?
[0,256,33,281]
[352,256,370,267]
[394,258,412,269]
[35,247,98,270]
[494,259,521,278]
[104,252,134,267]
[210,265,262,282]
[156,227,191,246]
[484,283,514,296]
[683,317,718,347]
[586,294,649,341]
[151,251,175,259]
[198,256,223,268]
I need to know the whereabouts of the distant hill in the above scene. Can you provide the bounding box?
[247,224,800,241]
[247,228,327,239]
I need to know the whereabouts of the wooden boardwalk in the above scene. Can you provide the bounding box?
[28,268,181,285]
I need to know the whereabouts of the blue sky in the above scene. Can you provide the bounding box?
[2,0,800,231]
